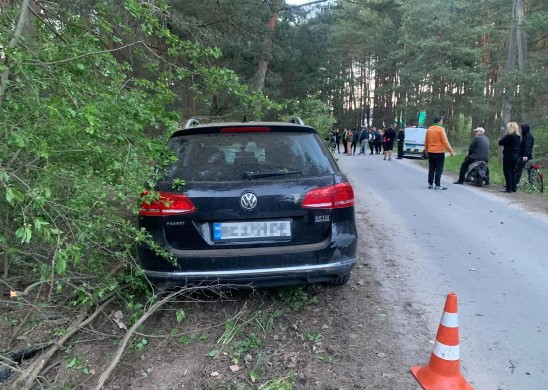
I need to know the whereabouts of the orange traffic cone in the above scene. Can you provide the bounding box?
[411,292,474,390]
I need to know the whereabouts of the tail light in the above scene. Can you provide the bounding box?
[532,164,541,170]
[302,183,355,209]
[139,191,196,216]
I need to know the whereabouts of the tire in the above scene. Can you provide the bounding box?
[518,171,532,191]
[475,175,483,187]
[530,169,544,193]
[324,273,350,287]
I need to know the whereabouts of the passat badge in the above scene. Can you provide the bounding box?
[240,192,257,210]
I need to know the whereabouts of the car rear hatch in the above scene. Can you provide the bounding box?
[156,175,339,250]
[138,124,354,271]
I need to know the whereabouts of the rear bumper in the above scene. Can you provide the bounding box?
[144,257,357,288]
[403,147,426,158]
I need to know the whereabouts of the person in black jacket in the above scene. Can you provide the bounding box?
[453,127,490,185]
[396,128,405,159]
[334,129,341,153]
[351,128,359,155]
[514,123,534,189]
[383,127,396,160]
[498,122,521,192]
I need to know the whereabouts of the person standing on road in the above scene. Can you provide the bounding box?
[453,127,489,185]
[368,128,376,155]
[333,128,341,153]
[383,127,396,160]
[396,127,405,159]
[498,122,521,193]
[342,128,348,155]
[351,128,359,155]
[514,123,535,189]
[425,116,454,190]
[346,128,354,156]
[374,128,383,155]
[358,128,368,155]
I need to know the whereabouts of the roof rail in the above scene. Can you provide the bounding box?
[183,118,201,129]
[288,116,304,125]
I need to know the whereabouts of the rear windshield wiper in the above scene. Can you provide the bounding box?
[243,169,302,180]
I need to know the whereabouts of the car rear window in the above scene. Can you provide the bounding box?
[163,132,334,182]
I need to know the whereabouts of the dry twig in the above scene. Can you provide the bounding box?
[94,289,184,390]
[15,296,115,390]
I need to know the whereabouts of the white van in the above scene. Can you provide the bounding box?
[403,126,427,158]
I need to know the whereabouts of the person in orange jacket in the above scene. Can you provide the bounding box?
[424,116,454,190]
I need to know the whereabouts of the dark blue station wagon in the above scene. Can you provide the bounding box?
[138,119,358,289]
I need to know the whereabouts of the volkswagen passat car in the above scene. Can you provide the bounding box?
[137,118,358,289]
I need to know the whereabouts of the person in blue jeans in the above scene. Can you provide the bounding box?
[358,128,368,155]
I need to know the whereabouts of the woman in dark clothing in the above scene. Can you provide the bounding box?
[498,122,521,192]
[383,127,397,160]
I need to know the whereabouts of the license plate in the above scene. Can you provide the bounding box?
[213,220,291,241]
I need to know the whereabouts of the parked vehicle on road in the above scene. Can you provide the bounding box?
[403,126,427,158]
[138,118,358,290]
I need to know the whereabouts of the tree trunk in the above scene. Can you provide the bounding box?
[0,0,31,108]
[254,3,280,92]
[501,0,527,161]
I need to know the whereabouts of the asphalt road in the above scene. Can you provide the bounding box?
[336,152,548,390]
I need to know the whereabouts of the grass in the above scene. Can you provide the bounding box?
[200,287,320,388]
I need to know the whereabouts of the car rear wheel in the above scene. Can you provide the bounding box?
[323,273,350,287]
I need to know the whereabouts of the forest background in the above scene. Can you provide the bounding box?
[0,0,546,387]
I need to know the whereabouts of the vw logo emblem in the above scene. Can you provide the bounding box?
[240,192,257,210]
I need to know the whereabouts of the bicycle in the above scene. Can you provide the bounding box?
[518,160,544,193]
